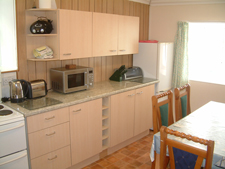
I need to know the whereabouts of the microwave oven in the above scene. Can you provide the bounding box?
[50,66,94,93]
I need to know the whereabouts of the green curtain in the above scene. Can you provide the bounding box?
[172,21,189,88]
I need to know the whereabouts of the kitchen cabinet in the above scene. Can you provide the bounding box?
[59,10,92,59]
[134,85,154,135]
[110,85,154,147]
[25,9,92,61]
[118,15,139,55]
[93,12,139,57]
[93,12,118,57]
[26,107,71,169]
[69,99,102,165]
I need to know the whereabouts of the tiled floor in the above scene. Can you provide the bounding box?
[83,130,154,169]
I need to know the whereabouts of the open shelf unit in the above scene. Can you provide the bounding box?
[102,97,110,150]
[25,9,59,61]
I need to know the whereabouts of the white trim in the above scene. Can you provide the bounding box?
[129,0,150,5]
[150,0,225,6]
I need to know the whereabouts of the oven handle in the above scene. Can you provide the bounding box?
[0,151,27,166]
[0,122,24,133]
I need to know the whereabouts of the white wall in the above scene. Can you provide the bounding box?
[149,3,225,111]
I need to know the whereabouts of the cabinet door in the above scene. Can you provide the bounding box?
[59,10,73,59]
[134,85,154,136]
[70,99,102,165]
[73,11,92,58]
[93,12,118,57]
[118,15,139,55]
[110,90,135,147]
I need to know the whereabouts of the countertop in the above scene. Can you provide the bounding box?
[4,79,159,117]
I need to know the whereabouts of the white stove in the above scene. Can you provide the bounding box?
[0,103,29,169]
[0,104,24,125]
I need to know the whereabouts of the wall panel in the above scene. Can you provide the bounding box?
[17,0,149,88]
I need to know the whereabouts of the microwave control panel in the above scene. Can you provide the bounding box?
[88,68,94,87]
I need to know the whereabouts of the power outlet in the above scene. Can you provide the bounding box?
[3,76,15,86]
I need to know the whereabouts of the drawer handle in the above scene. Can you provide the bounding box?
[128,94,135,97]
[46,131,56,136]
[48,155,57,161]
[120,49,126,52]
[63,53,71,55]
[73,109,81,113]
[137,91,143,95]
[45,116,55,120]
[110,50,117,52]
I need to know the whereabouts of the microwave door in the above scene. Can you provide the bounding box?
[65,71,88,93]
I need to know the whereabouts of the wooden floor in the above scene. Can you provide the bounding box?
[83,131,154,169]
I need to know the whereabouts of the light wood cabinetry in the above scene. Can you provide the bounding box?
[25,9,92,61]
[110,85,154,147]
[102,97,110,150]
[25,9,59,61]
[118,15,139,55]
[93,13,118,56]
[93,13,139,57]
[26,107,71,169]
[110,90,135,147]
[59,10,92,59]
[69,99,102,165]
[134,85,154,135]
[30,146,71,169]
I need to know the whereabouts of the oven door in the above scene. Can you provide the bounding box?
[64,69,88,93]
[0,120,27,157]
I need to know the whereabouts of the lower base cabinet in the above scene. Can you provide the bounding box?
[30,146,71,169]
[110,85,154,147]
[69,98,102,165]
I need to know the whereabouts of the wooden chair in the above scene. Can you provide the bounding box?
[152,90,174,134]
[160,126,214,169]
[174,84,191,121]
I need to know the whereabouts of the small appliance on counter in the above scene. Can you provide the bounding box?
[26,79,48,99]
[9,79,29,103]
[110,66,143,82]
[50,65,94,93]
[9,79,47,103]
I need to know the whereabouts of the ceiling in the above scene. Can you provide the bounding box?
[129,0,225,5]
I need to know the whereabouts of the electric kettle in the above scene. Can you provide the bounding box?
[9,79,28,103]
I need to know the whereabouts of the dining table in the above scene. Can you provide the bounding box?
[150,101,225,169]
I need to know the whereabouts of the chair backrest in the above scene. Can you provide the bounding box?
[160,126,214,169]
[152,90,174,134]
[174,84,191,121]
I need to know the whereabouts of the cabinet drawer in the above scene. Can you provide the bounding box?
[28,122,70,159]
[27,107,69,133]
[31,146,71,169]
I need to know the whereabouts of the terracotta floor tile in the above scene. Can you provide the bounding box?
[90,164,104,169]
[105,156,120,163]
[83,131,154,169]
[97,159,111,167]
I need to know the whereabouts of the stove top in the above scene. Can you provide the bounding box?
[0,104,24,126]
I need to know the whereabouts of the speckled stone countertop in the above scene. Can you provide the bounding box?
[4,79,159,117]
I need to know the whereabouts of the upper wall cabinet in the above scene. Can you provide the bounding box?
[25,9,92,61]
[93,13,139,57]
[59,10,92,60]
[118,16,139,55]
[93,13,118,57]
[26,10,139,61]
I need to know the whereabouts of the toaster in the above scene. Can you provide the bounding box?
[26,79,48,99]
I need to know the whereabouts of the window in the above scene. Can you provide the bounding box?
[0,0,18,72]
[188,22,225,85]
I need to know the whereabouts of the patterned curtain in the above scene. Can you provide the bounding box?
[172,21,189,88]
